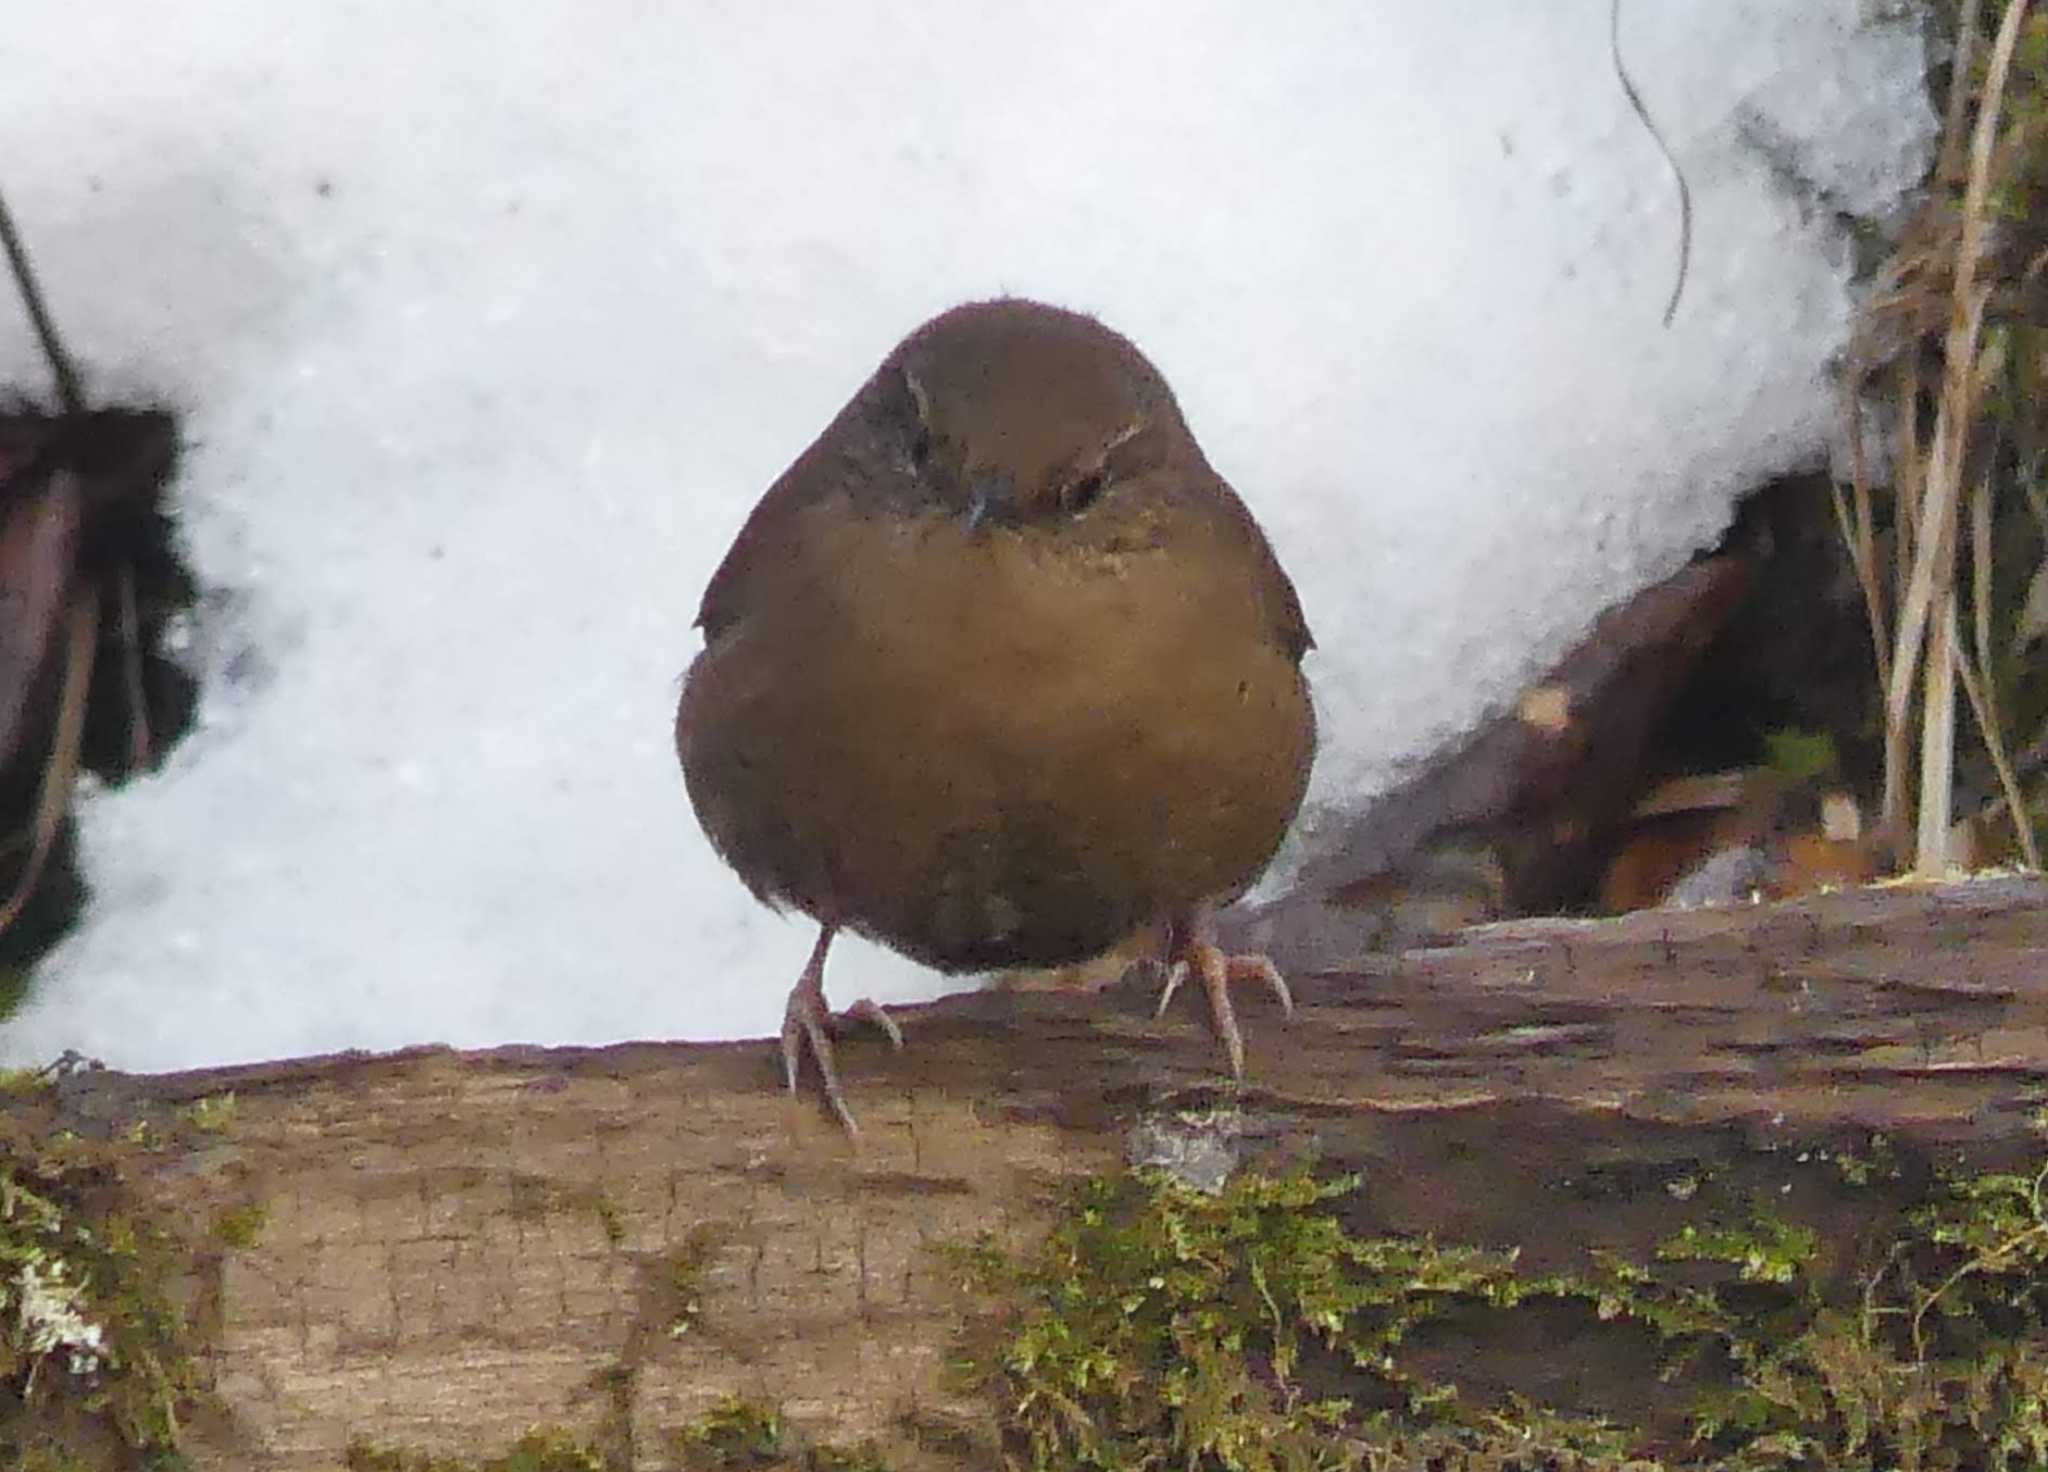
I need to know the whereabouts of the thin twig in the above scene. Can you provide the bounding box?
[1963,462,2041,867]
[0,580,98,937]
[116,562,153,770]
[1910,1162,2048,1361]
[1955,642,2041,867]
[1958,4,2029,310]
[1610,0,1692,327]
[1882,355,1925,833]
[1937,0,1985,188]
[1832,389,1891,697]
[1921,571,1962,873]
[0,185,84,416]
[1897,356,1923,579]
[1885,0,2031,872]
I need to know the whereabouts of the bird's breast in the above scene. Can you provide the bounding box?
[679,493,1313,970]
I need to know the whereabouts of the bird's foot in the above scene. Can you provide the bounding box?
[780,965,904,1136]
[1152,938,1294,1081]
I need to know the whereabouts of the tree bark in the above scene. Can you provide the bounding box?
[39,874,2048,1469]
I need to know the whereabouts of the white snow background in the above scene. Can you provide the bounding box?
[0,1,1934,1071]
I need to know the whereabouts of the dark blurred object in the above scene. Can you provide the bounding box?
[0,189,197,969]
[1599,769,1888,913]
[1656,473,1882,790]
[0,409,191,763]
[0,407,195,961]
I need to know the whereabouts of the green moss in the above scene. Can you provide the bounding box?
[1570,1156,2048,1470]
[675,1395,786,1468]
[667,1396,891,1471]
[658,1224,726,1341]
[1657,1216,1818,1287]
[0,1065,52,1097]
[179,1093,237,1134]
[951,1167,1575,1470]
[0,1099,209,1468]
[0,963,28,1023]
[950,1155,2048,1471]
[343,1426,607,1471]
[1761,729,1839,784]
[209,1200,268,1250]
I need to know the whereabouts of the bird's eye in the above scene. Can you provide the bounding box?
[1064,471,1108,513]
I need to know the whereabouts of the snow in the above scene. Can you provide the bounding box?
[0,1,1934,1071]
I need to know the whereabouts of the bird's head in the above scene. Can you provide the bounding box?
[883,299,1194,531]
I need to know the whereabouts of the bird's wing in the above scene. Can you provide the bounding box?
[697,366,921,638]
[1207,477,1313,661]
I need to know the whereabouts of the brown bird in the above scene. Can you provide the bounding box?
[677,298,1315,1130]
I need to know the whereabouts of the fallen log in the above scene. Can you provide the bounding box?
[14,873,2048,1469]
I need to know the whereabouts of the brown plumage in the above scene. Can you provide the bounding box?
[677,298,1315,1130]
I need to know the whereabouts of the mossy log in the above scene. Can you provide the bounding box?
[26,874,2048,1469]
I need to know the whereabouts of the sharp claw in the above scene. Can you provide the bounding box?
[1154,960,1190,1019]
[1200,953,1247,1081]
[780,1020,803,1095]
[822,1067,861,1136]
[1229,955,1295,1019]
[1153,933,1291,1080]
[797,1006,859,1136]
[1215,1022,1247,1081]
[846,997,905,1051]
[780,967,903,1134]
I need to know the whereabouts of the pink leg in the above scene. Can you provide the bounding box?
[780,923,904,1134]
[1152,907,1295,1080]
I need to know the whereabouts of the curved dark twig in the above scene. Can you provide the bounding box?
[0,583,97,937]
[1610,0,1693,328]
[0,186,85,414]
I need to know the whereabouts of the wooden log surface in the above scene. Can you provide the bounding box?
[32,873,2048,1468]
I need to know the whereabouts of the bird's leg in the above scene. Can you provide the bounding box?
[780,922,905,1134]
[1152,906,1294,1080]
